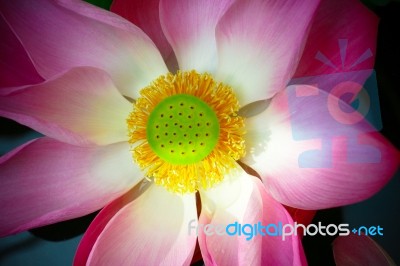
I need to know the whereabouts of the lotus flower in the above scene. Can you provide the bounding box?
[0,0,398,265]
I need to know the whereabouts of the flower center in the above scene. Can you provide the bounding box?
[127,70,245,194]
[146,94,220,165]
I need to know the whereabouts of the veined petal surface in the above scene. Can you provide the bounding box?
[87,184,197,266]
[111,0,172,60]
[0,138,142,236]
[215,0,320,106]
[242,85,399,209]
[159,0,234,73]
[0,67,131,146]
[293,0,378,79]
[199,168,306,265]
[0,0,167,98]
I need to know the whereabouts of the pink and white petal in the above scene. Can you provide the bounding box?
[0,67,131,146]
[56,0,172,63]
[0,137,142,236]
[55,0,151,36]
[0,0,167,99]
[255,177,307,266]
[293,0,378,79]
[199,168,306,265]
[57,0,177,72]
[87,183,197,266]
[242,85,399,209]
[111,0,172,60]
[198,168,262,266]
[159,0,234,73]
[74,183,148,266]
[333,235,396,266]
[215,0,320,106]
[0,15,43,87]
[74,193,129,266]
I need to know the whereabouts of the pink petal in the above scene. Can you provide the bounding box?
[0,15,43,87]
[294,0,378,78]
[0,137,143,236]
[256,178,307,266]
[242,85,399,209]
[0,67,131,146]
[74,186,139,266]
[55,0,151,35]
[0,0,167,98]
[333,235,396,266]
[111,0,172,60]
[214,0,320,106]
[86,184,197,265]
[198,169,306,265]
[57,0,177,73]
[159,0,234,72]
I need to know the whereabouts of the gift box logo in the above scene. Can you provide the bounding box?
[288,39,382,168]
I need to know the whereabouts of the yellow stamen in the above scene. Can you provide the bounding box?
[127,70,245,194]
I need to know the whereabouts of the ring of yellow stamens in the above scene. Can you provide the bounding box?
[127,70,245,194]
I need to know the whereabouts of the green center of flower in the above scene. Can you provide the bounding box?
[146,94,220,165]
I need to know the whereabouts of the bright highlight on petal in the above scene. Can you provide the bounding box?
[127,70,246,193]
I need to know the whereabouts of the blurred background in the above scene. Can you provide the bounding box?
[0,0,399,265]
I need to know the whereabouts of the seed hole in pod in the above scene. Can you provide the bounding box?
[146,93,221,165]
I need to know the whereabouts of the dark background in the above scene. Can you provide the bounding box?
[0,1,399,265]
